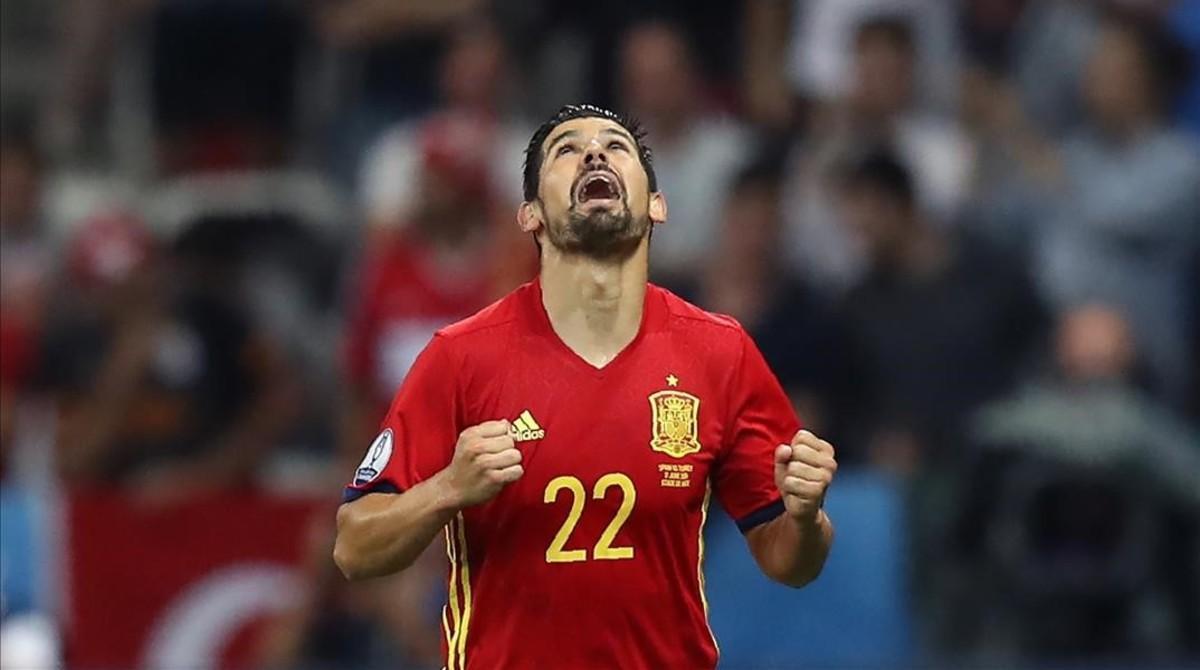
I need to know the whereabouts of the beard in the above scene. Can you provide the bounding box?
[543,199,650,259]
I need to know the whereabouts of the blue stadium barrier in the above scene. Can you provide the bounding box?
[0,486,46,619]
[705,470,913,668]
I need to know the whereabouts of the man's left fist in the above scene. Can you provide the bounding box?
[774,430,838,523]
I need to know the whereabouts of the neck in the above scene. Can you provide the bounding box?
[539,237,650,368]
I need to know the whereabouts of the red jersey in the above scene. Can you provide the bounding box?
[343,235,495,406]
[344,279,800,669]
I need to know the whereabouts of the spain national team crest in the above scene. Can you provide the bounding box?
[648,390,702,458]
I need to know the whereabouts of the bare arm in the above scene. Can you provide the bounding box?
[745,430,837,587]
[745,508,834,588]
[333,470,461,580]
[333,419,522,580]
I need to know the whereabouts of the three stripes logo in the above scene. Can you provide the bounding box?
[509,410,545,442]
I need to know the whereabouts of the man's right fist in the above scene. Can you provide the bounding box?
[441,420,524,508]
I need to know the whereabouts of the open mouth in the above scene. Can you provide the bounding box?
[575,171,622,203]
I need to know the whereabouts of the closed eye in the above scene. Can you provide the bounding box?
[556,143,577,157]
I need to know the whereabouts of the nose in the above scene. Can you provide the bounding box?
[583,143,608,167]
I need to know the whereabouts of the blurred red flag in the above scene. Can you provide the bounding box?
[67,490,324,669]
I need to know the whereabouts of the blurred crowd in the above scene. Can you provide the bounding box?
[1,0,1198,667]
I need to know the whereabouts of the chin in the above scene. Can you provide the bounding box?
[548,204,648,258]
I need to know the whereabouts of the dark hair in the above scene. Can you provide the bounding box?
[522,104,657,201]
[839,147,915,206]
[854,13,915,54]
[0,107,41,170]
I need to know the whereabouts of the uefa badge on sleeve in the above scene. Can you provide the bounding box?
[355,429,394,485]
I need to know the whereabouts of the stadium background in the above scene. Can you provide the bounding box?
[1,0,1197,668]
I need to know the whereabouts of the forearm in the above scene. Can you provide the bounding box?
[333,470,460,580]
[749,509,834,588]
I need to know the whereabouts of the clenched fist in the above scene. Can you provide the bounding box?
[442,420,524,508]
[774,430,837,523]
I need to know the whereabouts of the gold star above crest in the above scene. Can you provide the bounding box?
[666,374,679,387]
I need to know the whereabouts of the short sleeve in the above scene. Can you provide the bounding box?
[343,334,460,503]
[713,330,802,533]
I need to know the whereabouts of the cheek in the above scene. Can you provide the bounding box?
[619,158,650,204]
[540,168,574,211]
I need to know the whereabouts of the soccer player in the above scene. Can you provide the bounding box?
[334,104,837,669]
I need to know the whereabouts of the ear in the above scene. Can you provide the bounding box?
[648,192,668,226]
[517,201,543,234]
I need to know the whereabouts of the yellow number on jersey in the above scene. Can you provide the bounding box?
[543,473,636,563]
[592,473,636,560]
[543,476,588,563]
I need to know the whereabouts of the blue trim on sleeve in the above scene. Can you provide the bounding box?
[342,481,402,504]
[736,498,786,533]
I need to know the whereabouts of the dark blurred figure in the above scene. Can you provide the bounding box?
[315,0,491,179]
[690,162,844,436]
[0,122,52,478]
[40,214,297,494]
[1169,0,1200,136]
[315,0,487,121]
[255,512,443,670]
[957,305,1200,658]
[516,0,742,115]
[1034,10,1200,407]
[617,20,749,290]
[357,18,530,243]
[151,1,305,174]
[833,148,1043,470]
[344,118,529,461]
[784,14,972,292]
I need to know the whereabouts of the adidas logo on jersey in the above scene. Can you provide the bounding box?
[510,410,545,442]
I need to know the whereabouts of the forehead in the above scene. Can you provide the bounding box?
[541,117,633,154]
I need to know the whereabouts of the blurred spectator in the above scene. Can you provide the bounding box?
[782,0,958,111]
[511,1,745,118]
[0,122,53,337]
[256,514,444,669]
[358,18,529,233]
[960,305,1200,656]
[342,117,529,466]
[151,1,304,174]
[832,148,1043,469]
[783,14,973,292]
[40,214,297,493]
[1009,0,1101,135]
[316,0,487,121]
[616,20,750,290]
[689,161,844,435]
[316,0,490,178]
[1035,10,1200,404]
[958,63,1053,258]
[1169,0,1200,136]
[974,305,1200,507]
[0,122,53,478]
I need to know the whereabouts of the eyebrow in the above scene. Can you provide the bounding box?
[600,127,637,146]
[544,126,638,156]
